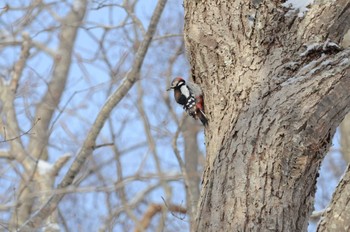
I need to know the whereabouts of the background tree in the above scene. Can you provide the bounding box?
[183,0,350,231]
[0,0,201,231]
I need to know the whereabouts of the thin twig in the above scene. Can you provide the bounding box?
[0,118,40,143]
[92,143,114,150]
[134,200,187,232]
[161,196,186,220]
[19,0,168,229]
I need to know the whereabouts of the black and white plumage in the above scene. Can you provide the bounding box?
[167,77,208,126]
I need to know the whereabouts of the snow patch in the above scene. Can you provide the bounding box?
[325,41,340,50]
[1,78,10,86]
[43,223,60,231]
[247,14,255,27]
[300,40,341,57]
[281,59,318,86]
[282,0,314,17]
[300,43,320,57]
[37,160,54,175]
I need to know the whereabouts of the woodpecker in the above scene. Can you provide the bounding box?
[167,77,208,126]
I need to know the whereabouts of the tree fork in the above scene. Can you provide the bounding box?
[184,0,350,231]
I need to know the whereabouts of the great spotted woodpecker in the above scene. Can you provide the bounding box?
[167,77,208,126]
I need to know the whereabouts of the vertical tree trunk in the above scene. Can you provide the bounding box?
[183,117,201,228]
[184,0,350,231]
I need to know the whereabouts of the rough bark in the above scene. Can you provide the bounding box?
[183,117,201,227]
[340,114,350,163]
[317,164,350,231]
[184,0,350,231]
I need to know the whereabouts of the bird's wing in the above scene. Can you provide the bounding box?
[186,81,203,97]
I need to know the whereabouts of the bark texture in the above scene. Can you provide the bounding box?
[340,114,350,162]
[183,117,201,227]
[184,0,350,231]
[317,164,350,231]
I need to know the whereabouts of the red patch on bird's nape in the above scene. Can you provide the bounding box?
[170,77,185,87]
[174,77,184,82]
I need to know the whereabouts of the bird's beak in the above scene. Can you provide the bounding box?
[167,86,174,91]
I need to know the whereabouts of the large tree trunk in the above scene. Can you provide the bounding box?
[184,0,350,231]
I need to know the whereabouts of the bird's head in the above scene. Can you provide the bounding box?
[167,77,186,91]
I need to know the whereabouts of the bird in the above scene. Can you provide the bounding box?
[167,77,208,126]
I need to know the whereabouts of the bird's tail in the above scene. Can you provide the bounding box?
[194,96,208,126]
[198,109,208,127]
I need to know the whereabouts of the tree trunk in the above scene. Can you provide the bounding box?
[183,117,201,228]
[184,0,350,231]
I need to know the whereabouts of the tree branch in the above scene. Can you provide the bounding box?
[51,154,71,177]
[171,117,196,220]
[0,149,12,159]
[18,0,168,230]
[317,164,350,231]
[134,203,186,232]
[28,0,88,161]
[0,33,32,168]
[299,0,350,44]
[10,32,31,93]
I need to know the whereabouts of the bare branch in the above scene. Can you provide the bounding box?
[171,117,196,219]
[0,33,34,167]
[317,165,350,231]
[134,203,187,232]
[92,143,114,150]
[51,154,71,177]
[0,118,40,144]
[58,0,168,190]
[136,81,172,199]
[9,173,182,200]
[0,149,12,159]
[18,1,168,228]
[28,0,88,161]
[99,182,163,232]
[10,32,31,93]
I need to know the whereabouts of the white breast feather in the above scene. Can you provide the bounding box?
[180,85,190,98]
